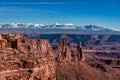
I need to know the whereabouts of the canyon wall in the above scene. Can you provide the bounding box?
[0,34,56,80]
[0,34,119,80]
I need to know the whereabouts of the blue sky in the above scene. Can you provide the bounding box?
[0,0,120,30]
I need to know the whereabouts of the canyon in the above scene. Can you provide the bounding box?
[0,34,119,80]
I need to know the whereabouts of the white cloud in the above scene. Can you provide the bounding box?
[0,2,66,5]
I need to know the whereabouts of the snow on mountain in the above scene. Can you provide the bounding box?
[0,23,44,28]
[0,23,118,34]
[0,23,114,31]
[82,25,104,30]
[78,25,113,31]
[47,23,76,29]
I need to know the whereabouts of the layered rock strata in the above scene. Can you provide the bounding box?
[0,34,56,80]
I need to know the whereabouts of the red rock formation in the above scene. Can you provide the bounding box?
[0,34,119,80]
[56,37,72,62]
[0,34,56,80]
[17,38,51,54]
[56,37,84,62]
[0,34,8,48]
[77,42,83,61]
[0,34,51,54]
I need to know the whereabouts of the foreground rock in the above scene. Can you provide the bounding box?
[0,34,56,80]
[0,34,119,80]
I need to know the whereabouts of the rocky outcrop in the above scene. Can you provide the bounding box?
[0,34,56,80]
[0,34,119,80]
[17,38,51,54]
[56,37,72,62]
[0,34,51,54]
[0,34,8,48]
[56,37,84,62]
[77,42,83,61]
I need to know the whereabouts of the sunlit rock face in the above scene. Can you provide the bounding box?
[0,34,119,80]
[55,36,84,62]
[57,37,72,61]
[17,38,51,54]
[0,34,51,54]
[0,34,56,80]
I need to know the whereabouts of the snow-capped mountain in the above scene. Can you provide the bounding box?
[80,25,113,31]
[0,23,77,29]
[0,23,44,28]
[47,23,76,29]
[0,23,119,34]
[0,23,113,31]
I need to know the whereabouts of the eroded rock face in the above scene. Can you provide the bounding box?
[0,34,56,80]
[0,34,8,48]
[17,38,51,54]
[56,37,84,62]
[1,34,119,80]
[0,34,51,54]
[56,37,72,62]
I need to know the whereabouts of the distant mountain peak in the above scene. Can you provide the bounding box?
[0,23,119,34]
[0,23,115,31]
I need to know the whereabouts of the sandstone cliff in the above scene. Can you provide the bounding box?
[0,34,56,80]
[0,34,119,80]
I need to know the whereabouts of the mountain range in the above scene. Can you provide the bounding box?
[0,23,120,34]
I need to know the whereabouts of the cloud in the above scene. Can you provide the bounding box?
[0,2,66,5]
[0,6,56,14]
[0,7,17,11]
[0,1,88,5]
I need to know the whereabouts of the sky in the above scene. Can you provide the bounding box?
[0,0,120,30]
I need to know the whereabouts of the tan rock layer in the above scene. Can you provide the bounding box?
[0,34,56,80]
